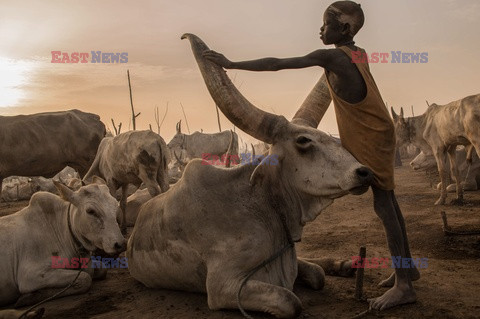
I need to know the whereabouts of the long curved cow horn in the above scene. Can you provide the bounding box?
[291,73,331,128]
[181,33,288,144]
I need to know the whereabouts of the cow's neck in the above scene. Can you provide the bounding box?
[40,198,90,259]
[66,204,89,258]
[260,172,309,243]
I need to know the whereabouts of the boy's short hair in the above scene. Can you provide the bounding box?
[327,1,364,37]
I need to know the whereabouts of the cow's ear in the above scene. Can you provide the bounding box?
[92,175,107,185]
[53,180,77,204]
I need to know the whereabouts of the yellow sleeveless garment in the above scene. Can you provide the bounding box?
[325,46,396,190]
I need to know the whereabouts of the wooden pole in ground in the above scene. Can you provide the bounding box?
[355,246,366,300]
[157,102,169,134]
[179,102,191,134]
[215,105,222,132]
[127,70,140,130]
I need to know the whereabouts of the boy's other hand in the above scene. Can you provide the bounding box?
[203,50,232,68]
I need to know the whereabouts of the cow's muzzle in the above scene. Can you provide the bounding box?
[348,167,373,195]
[114,240,127,254]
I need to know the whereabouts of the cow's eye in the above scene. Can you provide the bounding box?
[295,136,313,152]
[86,209,97,216]
[296,136,311,144]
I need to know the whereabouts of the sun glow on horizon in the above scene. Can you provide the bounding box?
[0,57,38,107]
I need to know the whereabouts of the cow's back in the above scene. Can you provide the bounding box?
[95,130,167,185]
[0,110,105,178]
[187,130,239,158]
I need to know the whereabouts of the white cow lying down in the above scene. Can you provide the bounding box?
[0,167,82,203]
[0,178,125,307]
[127,34,373,318]
[410,146,480,192]
[0,178,39,202]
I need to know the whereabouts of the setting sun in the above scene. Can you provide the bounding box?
[0,57,39,107]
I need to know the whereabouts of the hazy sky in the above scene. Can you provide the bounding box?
[1,0,479,145]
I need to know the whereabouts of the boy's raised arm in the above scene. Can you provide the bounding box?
[203,49,336,71]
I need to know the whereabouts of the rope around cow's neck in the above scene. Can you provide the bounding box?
[67,204,89,257]
[237,197,295,319]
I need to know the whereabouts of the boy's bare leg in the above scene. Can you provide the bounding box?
[368,186,417,310]
[378,192,420,287]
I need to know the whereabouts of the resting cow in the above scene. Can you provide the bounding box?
[83,130,170,232]
[127,34,373,318]
[0,178,125,307]
[392,98,480,205]
[410,146,479,192]
[0,110,105,199]
[1,178,40,202]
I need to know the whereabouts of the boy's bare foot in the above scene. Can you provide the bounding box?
[368,285,417,310]
[378,268,420,287]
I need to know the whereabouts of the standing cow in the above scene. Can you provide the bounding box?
[127,34,374,318]
[167,120,239,161]
[83,130,170,232]
[0,178,125,307]
[392,97,480,205]
[0,110,105,199]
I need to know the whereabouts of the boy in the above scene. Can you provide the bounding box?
[203,0,419,310]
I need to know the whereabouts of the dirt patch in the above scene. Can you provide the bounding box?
[1,165,479,318]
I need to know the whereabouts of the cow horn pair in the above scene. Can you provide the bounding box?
[181,33,331,144]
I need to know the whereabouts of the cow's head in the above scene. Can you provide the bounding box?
[410,150,435,170]
[182,34,373,227]
[167,149,191,183]
[167,120,186,157]
[54,177,126,255]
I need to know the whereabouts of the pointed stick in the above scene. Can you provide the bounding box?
[127,70,140,130]
[355,246,366,300]
[215,105,222,132]
[179,102,191,134]
[159,102,169,134]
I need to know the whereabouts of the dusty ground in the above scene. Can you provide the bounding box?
[1,162,479,319]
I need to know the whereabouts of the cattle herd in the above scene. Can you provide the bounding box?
[0,34,479,319]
